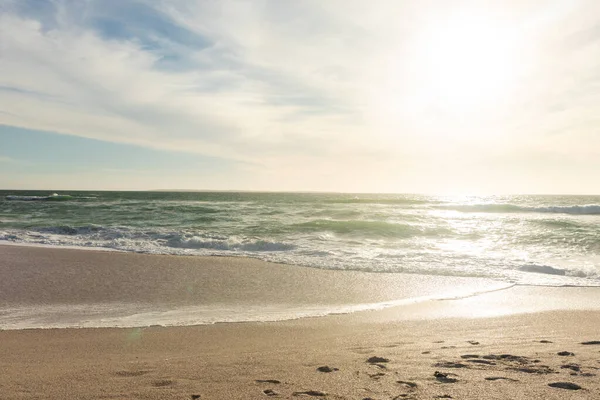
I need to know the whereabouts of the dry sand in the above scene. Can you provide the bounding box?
[1,245,600,399]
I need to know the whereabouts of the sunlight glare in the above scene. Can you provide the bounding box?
[411,11,523,114]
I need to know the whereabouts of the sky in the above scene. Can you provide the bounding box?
[1,0,599,194]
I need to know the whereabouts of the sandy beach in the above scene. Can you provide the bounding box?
[1,245,600,399]
[5,0,600,397]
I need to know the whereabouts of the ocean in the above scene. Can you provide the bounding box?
[2,191,599,288]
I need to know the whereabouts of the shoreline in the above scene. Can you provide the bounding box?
[0,239,127,252]
[2,243,600,330]
[2,283,600,331]
[2,239,599,287]
[2,244,600,398]
[0,244,511,327]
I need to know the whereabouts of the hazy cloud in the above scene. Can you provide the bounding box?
[1,0,600,192]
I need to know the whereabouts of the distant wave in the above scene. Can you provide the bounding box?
[293,219,449,238]
[532,219,585,228]
[437,204,600,215]
[5,193,96,202]
[533,205,600,215]
[322,198,433,205]
[6,194,71,201]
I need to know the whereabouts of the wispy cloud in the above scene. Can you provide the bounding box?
[1,0,600,192]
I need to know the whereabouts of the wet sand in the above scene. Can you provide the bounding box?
[0,244,509,329]
[1,245,600,399]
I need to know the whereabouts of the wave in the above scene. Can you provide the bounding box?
[322,198,433,205]
[532,219,585,228]
[165,236,296,252]
[292,219,449,238]
[518,264,599,281]
[534,205,600,215]
[2,232,599,286]
[38,225,105,235]
[519,264,566,276]
[6,194,71,201]
[4,193,97,202]
[437,203,600,215]
[0,227,297,253]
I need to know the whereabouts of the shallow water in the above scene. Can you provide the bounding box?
[2,191,600,286]
[0,245,512,329]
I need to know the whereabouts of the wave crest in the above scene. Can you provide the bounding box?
[438,204,600,215]
[4,193,98,202]
[166,236,297,252]
[293,219,448,238]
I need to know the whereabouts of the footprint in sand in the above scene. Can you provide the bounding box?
[292,390,327,397]
[467,359,496,365]
[485,376,519,382]
[263,389,279,396]
[433,362,468,369]
[152,379,176,387]
[256,379,282,384]
[368,372,386,379]
[548,382,583,390]
[114,370,151,377]
[482,354,528,363]
[366,356,390,364]
[557,351,575,356]
[397,380,418,389]
[316,366,339,373]
[560,364,581,372]
[581,341,600,345]
[351,347,376,355]
[508,362,554,374]
[434,371,458,383]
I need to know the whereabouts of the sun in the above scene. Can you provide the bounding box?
[410,11,523,115]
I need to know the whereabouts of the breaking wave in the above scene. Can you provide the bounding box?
[293,219,449,238]
[438,204,600,215]
[2,191,600,287]
[5,193,97,201]
[165,236,296,252]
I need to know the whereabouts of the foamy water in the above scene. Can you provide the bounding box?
[2,191,600,287]
[0,282,513,330]
[0,241,517,330]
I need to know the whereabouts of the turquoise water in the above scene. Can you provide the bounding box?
[2,191,600,286]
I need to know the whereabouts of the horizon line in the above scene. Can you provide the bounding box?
[1,188,600,197]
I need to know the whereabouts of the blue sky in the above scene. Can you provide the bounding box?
[0,125,243,190]
[1,0,600,193]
